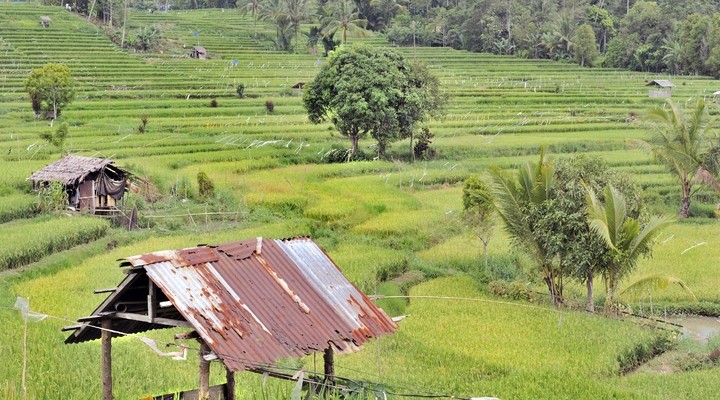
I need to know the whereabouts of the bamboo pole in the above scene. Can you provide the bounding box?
[101,319,113,400]
[199,341,210,399]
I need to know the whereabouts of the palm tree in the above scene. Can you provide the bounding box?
[637,99,712,218]
[322,0,368,45]
[586,185,674,314]
[285,0,313,52]
[259,0,292,51]
[490,148,564,306]
[238,0,262,39]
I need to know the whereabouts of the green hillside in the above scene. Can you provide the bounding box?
[1,3,720,399]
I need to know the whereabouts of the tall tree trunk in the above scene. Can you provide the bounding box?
[680,179,691,218]
[482,241,489,269]
[604,271,616,315]
[349,135,359,156]
[586,270,594,313]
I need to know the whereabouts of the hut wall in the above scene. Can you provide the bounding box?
[649,90,671,98]
[78,180,96,212]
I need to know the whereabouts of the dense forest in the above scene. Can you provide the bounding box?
[54,0,720,76]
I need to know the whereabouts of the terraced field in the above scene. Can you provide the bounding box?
[1,3,720,399]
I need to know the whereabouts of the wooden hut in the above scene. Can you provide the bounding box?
[39,16,51,28]
[647,80,675,98]
[189,46,208,59]
[28,155,127,215]
[65,237,397,400]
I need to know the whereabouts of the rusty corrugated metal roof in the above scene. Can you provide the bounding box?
[65,237,397,371]
[28,155,118,185]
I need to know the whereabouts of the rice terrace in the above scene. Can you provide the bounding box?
[2,0,720,399]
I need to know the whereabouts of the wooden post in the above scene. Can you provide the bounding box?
[225,364,236,400]
[101,319,113,400]
[323,344,334,388]
[199,341,210,399]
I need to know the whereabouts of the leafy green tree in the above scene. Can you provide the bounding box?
[604,1,671,71]
[25,63,75,120]
[705,14,720,78]
[133,25,161,51]
[586,185,674,314]
[40,122,69,151]
[677,13,711,75]
[303,44,444,158]
[588,4,616,52]
[462,175,496,269]
[573,23,599,67]
[554,155,642,313]
[638,99,713,218]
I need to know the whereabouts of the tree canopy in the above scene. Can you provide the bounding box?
[303,44,444,158]
[25,63,75,120]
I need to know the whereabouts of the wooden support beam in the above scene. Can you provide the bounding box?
[324,344,335,388]
[226,365,236,400]
[113,312,192,327]
[94,288,117,294]
[147,281,156,323]
[101,319,113,400]
[61,324,82,332]
[199,340,211,399]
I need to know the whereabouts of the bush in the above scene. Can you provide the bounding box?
[488,280,534,302]
[36,181,67,212]
[197,171,215,199]
[138,115,148,133]
[413,127,437,160]
[210,98,218,107]
[265,99,275,113]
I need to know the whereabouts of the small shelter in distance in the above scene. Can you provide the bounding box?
[28,155,127,215]
[189,46,208,59]
[39,16,51,28]
[647,79,675,98]
[64,237,397,400]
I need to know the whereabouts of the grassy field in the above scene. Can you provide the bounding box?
[1,2,720,399]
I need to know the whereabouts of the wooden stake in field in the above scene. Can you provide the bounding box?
[101,319,113,400]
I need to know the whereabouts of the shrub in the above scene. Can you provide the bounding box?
[413,127,437,160]
[210,98,218,107]
[197,171,215,199]
[138,115,148,133]
[265,99,275,113]
[36,181,67,212]
[488,280,534,301]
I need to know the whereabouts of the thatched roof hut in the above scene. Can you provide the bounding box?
[28,155,127,214]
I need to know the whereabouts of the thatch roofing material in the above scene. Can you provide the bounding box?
[28,155,115,186]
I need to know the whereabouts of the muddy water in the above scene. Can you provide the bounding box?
[667,316,720,342]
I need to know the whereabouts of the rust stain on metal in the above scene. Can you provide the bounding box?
[66,237,397,372]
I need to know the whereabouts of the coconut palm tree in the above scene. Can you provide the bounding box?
[490,148,564,306]
[238,0,262,39]
[285,0,313,52]
[322,0,368,45]
[637,99,713,218]
[586,185,674,314]
[259,0,292,51]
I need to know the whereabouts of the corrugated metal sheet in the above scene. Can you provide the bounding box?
[65,237,397,372]
[28,155,115,185]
